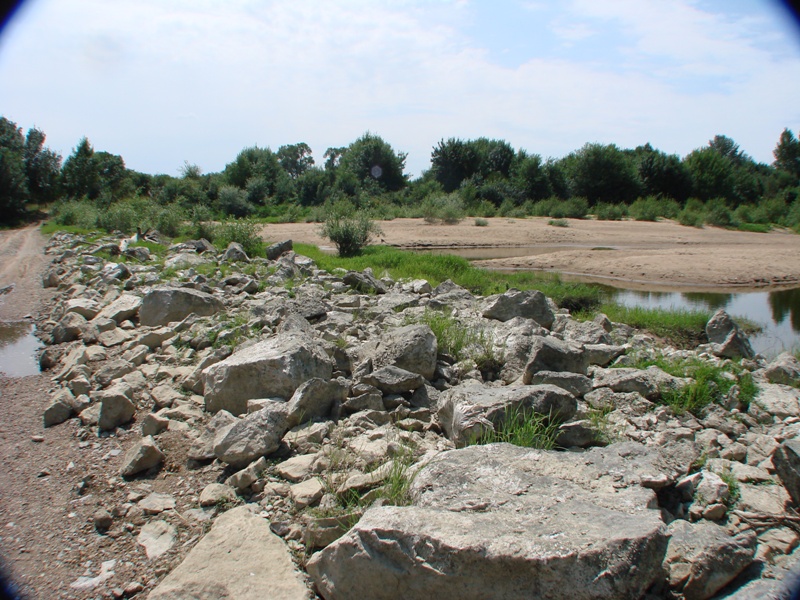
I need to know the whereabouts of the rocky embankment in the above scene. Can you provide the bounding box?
[34,230,800,599]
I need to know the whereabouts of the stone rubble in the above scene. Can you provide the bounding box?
[33,230,800,599]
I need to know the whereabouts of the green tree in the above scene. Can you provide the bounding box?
[567,143,641,204]
[295,167,332,206]
[0,117,29,220]
[23,127,62,205]
[337,132,407,193]
[636,145,692,202]
[511,152,552,201]
[684,147,735,201]
[61,137,101,200]
[223,145,293,203]
[774,128,800,180]
[430,138,480,192]
[277,143,314,179]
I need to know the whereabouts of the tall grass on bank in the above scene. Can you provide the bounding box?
[580,303,712,347]
[294,243,603,308]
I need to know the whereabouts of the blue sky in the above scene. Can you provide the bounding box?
[1,0,799,179]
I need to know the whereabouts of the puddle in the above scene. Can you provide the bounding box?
[0,320,43,377]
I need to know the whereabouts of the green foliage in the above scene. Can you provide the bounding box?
[295,243,604,308]
[408,309,473,361]
[213,219,265,257]
[593,202,628,221]
[421,192,466,224]
[52,199,100,228]
[637,145,692,202]
[548,218,569,227]
[703,197,735,228]
[473,405,560,449]
[586,303,711,348]
[717,468,741,507]
[567,143,642,205]
[217,185,254,217]
[318,199,383,257]
[628,196,679,221]
[337,132,407,193]
[276,142,314,179]
[474,217,489,226]
[685,147,735,201]
[774,128,800,179]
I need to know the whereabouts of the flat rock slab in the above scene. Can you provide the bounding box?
[148,506,307,600]
[309,442,694,600]
[139,286,224,327]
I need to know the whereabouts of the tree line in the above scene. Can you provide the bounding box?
[2,114,800,231]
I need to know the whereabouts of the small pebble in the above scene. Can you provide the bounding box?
[31,435,44,443]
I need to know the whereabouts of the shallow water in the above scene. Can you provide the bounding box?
[604,287,800,358]
[0,321,43,377]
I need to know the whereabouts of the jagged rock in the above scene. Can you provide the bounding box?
[362,365,425,394]
[527,370,592,397]
[52,312,89,344]
[481,288,555,328]
[289,477,325,509]
[213,402,289,468]
[148,506,307,600]
[266,239,293,260]
[42,268,61,287]
[754,384,800,420]
[139,287,224,327]
[94,382,136,430]
[343,269,387,294]
[150,384,183,409]
[137,520,176,560]
[773,439,800,505]
[120,436,164,477]
[43,389,78,427]
[141,413,169,436]
[664,520,756,600]
[226,457,268,491]
[189,409,238,461]
[488,317,548,383]
[164,251,209,269]
[428,279,474,310]
[285,377,348,427]
[203,332,333,415]
[556,420,603,448]
[275,453,317,483]
[221,241,249,262]
[308,442,689,600]
[437,382,577,446]
[592,366,688,400]
[555,319,613,345]
[764,352,800,386]
[199,483,238,507]
[94,359,135,388]
[138,492,175,514]
[705,309,754,359]
[583,343,627,367]
[64,298,101,320]
[93,294,141,324]
[521,336,588,381]
[371,324,437,380]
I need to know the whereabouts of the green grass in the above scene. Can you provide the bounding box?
[548,218,569,227]
[40,223,96,236]
[473,405,560,449]
[582,303,712,348]
[406,309,474,360]
[736,222,771,233]
[294,243,604,309]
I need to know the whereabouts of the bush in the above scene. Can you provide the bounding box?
[628,196,678,221]
[214,219,265,256]
[677,208,705,228]
[704,197,735,228]
[319,200,383,257]
[153,203,186,237]
[217,185,255,217]
[548,218,569,227]
[561,197,589,219]
[593,202,628,221]
[421,192,466,224]
[98,202,138,233]
[474,217,489,227]
[471,199,496,218]
[52,200,99,229]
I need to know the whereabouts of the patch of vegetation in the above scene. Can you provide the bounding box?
[213,219,266,257]
[407,308,473,361]
[472,405,560,449]
[295,243,605,309]
[716,467,741,508]
[593,202,628,221]
[318,200,382,257]
[548,218,569,227]
[474,217,489,227]
[582,303,711,348]
[421,192,466,224]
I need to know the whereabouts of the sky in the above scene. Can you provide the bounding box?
[1,0,799,179]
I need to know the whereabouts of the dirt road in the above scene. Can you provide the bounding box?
[0,224,50,321]
[260,217,800,291]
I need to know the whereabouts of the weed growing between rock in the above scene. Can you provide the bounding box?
[473,406,560,450]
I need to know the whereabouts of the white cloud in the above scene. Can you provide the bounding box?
[0,0,797,177]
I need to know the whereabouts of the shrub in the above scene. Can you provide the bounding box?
[153,203,186,237]
[704,197,735,228]
[217,185,255,217]
[629,196,666,221]
[474,217,489,227]
[214,219,265,257]
[97,202,138,233]
[470,199,496,218]
[52,200,99,229]
[319,200,382,257]
[594,202,628,221]
[421,192,466,224]
[548,218,569,227]
[561,197,589,219]
[677,208,705,228]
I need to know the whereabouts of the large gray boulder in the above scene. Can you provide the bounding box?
[308,442,687,600]
[705,309,754,359]
[213,402,290,468]
[139,286,224,327]
[94,382,136,431]
[361,365,425,394]
[592,366,688,400]
[203,332,333,415]
[372,324,437,380]
[764,352,800,386]
[286,377,349,427]
[664,520,756,600]
[93,294,141,324]
[521,336,588,381]
[773,439,800,505]
[437,382,577,446]
[481,289,555,329]
[148,506,307,600]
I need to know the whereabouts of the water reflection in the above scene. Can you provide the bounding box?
[0,321,43,377]
[606,287,800,357]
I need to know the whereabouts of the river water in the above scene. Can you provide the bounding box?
[0,321,43,377]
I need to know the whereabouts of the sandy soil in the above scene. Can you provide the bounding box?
[0,224,52,321]
[260,217,800,291]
